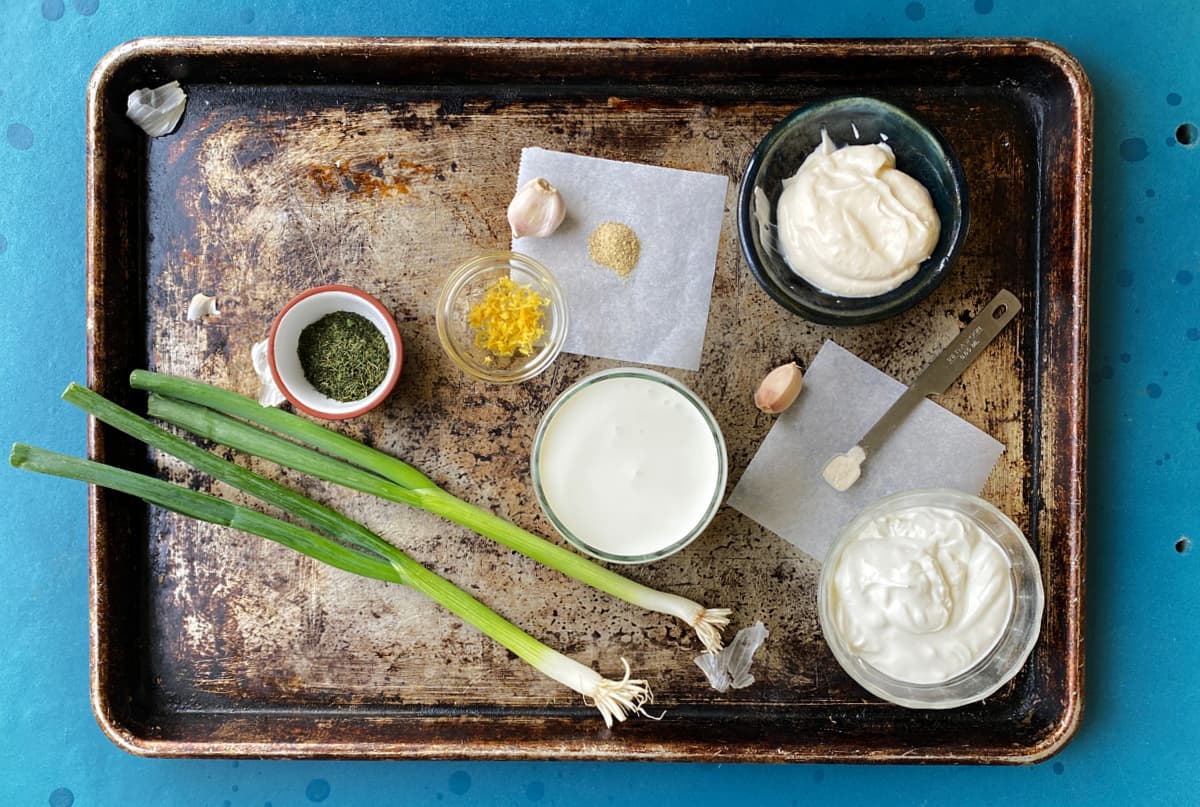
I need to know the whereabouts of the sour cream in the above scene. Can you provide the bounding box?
[534,373,724,559]
[776,130,940,297]
[825,505,1013,684]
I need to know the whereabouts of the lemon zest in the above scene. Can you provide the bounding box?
[467,276,549,358]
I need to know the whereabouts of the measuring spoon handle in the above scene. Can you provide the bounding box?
[857,289,1022,456]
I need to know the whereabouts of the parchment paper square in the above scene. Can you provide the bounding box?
[512,148,728,370]
[727,341,1006,561]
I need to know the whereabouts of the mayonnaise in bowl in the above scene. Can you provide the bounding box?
[737,95,969,325]
[776,130,941,297]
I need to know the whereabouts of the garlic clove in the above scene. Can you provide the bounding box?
[507,177,566,239]
[754,362,803,414]
[186,292,220,321]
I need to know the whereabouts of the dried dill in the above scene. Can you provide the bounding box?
[297,311,389,402]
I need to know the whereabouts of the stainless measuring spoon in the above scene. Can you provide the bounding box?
[822,289,1022,491]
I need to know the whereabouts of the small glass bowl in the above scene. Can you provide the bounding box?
[435,251,568,384]
[817,488,1044,709]
[737,96,969,325]
[530,368,728,565]
[268,284,403,420]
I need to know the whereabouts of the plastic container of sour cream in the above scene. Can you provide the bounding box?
[531,368,728,564]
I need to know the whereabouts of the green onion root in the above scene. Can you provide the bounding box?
[10,442,650,726]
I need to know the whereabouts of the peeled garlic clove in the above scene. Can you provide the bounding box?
[126,80,187,137]
[507,177,566,239]
[186,292,220,321]
[754,362,803,414]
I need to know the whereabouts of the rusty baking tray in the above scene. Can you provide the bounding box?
[85,37,1089,762]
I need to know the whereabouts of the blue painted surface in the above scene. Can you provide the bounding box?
[1,0,1196,803]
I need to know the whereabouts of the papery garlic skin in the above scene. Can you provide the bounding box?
[186,292,220,321]
[695,621,770,692]
[754,362,803,414]
[251,338,287,408]
[126,80,188,137]
[508,177,566,238]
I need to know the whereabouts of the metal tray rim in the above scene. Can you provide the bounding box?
[85,35,1091,764]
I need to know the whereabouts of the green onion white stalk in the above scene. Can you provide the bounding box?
[130,370,731,653]
[14,386,654,726]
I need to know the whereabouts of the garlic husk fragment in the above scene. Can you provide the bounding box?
[695,621,770,692]
[126,80,187,137]
[251,338,287,408]
[507,177,566,239]
[186,292,220,321]
[754,362,803,414]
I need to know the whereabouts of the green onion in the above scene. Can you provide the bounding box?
[131,369,731,652]
[12,434,651,727]
[62,383,403,563]
[9,443,397,584]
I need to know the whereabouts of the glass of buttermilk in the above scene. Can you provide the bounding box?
[817,488,1044,709]
[531,368,728,564]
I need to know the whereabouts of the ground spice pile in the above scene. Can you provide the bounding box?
[588,221,641,278]
[467,276,549,360]
[297,310,389,402]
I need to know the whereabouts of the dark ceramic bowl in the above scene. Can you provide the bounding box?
[737,96,968,325]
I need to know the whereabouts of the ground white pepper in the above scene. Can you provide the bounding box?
[588,221,641,278]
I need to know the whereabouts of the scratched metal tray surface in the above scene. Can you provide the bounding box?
[85,37,1089,762]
